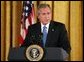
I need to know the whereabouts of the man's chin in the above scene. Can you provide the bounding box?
[42,22,49,25]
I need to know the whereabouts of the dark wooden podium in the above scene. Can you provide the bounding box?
[8,47,68,61]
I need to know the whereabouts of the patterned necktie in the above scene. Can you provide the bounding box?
[42,25,47,47]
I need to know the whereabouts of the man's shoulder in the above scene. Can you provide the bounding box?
[52,21,67,32]
[28,22,40,28]
[51,21,65,27]
[29,21,65,28]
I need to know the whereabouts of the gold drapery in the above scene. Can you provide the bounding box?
[1,1,83,61]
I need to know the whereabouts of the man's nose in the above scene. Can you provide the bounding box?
[45,14,48,17]
[45,15,49,19]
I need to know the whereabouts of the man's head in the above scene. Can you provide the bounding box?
[37,4,52,25]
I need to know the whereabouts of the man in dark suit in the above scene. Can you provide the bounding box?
[21,4,71,54]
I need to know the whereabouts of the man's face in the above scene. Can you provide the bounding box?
[38,7,52,25]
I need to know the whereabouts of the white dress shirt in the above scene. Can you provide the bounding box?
[41,22,50,33]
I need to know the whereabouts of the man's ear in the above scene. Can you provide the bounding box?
[37,15,40,19]
[37,12,39,19]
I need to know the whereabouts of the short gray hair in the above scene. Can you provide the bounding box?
[37,4,51,14]
[38,4,51,10]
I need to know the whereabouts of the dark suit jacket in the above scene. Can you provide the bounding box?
[21,21,71,54]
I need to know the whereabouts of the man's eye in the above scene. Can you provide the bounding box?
[47,12,50,14]
[41,12,50,15]
[42,13,46,15]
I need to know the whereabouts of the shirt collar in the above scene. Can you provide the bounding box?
[41,22,50,33]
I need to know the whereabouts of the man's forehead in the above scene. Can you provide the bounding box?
[39,7,50,10]
[39,7,51,12]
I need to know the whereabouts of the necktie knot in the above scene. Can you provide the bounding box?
[43,26,47,32]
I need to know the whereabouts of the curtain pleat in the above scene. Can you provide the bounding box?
[1,1,6,61]
[5,1,11,61]
[12,1,22,47]
[70,1,83,61]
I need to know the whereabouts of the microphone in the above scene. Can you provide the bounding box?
[30,35,36,44]
[37,33,43,47]
[30,33,43,46]
[37,33,43,43]
[38,33,43,42]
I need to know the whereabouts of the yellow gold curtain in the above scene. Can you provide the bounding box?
[1,1,22,61]
[70,1,83,61]
[1,1,83,61]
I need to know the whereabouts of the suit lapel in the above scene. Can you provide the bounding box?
[45,21,54,46]
[35,22,44,47]
[37,22,41,34]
